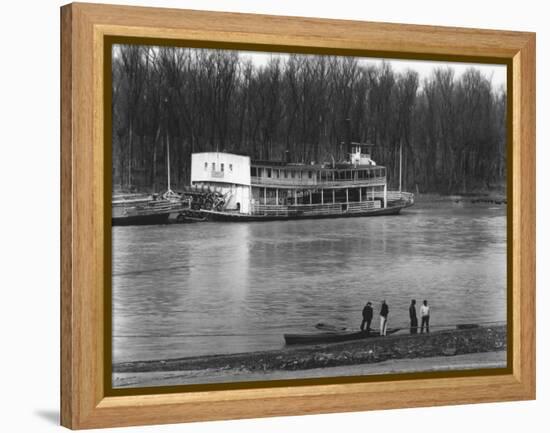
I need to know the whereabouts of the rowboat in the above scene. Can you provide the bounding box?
[284,328,400,345]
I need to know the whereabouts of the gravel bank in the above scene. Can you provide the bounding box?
[114,325,506,374]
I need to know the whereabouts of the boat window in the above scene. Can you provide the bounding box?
[291,171,295,178]
[251,167,257,177]
[221,163,224,172]
[229,164,233,172]
[204,162,208,171]
[212,162,216,171]
[267,168,272,178]
[308,171,312,179]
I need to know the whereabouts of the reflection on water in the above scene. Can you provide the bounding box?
[112,202,506,363]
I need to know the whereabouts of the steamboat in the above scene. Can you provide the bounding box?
[188,143,414,221]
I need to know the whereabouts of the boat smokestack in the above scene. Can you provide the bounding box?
[345,118,352,155]
[285,149,291,163]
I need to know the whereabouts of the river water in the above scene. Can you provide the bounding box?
[112,201,506,364]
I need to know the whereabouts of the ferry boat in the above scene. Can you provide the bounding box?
[187,143,414,221]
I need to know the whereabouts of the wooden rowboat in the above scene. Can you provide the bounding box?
[284,328,400,345]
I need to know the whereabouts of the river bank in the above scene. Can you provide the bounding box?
[113,350,506,388]
[113,325,506,387]
[413,192,507,204]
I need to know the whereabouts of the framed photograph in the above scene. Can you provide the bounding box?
[60,3,535,429]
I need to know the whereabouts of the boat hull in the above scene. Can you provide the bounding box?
[284,328,400,345]
[201,204,408,222]
[112,213,171,226]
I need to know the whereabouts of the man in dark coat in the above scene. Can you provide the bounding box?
[409,299,418,334]
[360,302,373,333]
[380,300,389,336]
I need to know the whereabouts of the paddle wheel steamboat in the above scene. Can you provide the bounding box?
[188,143,414,221]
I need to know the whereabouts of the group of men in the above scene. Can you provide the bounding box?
[360,299,431,336]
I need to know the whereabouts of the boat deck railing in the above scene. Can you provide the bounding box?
[251,200,382,216]
[251,176,386,188]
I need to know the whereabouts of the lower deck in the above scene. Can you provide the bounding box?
[200,199,411,222]
[251,184,387,207]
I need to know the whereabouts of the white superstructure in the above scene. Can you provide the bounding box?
[190,152,252,214]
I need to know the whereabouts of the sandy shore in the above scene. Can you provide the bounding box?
[113,350,506,388]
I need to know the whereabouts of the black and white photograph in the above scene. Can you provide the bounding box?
[110,44,507,389]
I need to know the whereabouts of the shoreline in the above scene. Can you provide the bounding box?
[414,193,506,204]
[113,350,506,388]
[114,325,506,376]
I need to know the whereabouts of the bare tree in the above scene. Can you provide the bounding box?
[112,45,507,195]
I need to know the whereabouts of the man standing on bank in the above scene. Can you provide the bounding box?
[360,301,373,334]
[409,299,418,334]
[420,300,430,333]
[380,300,389,336]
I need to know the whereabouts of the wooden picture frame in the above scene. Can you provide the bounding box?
[60,2,535,429]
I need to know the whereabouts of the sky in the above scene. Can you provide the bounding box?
[113,44,506,90]
[243,50,507,90]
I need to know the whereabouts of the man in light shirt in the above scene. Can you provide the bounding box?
[420,300,430,333]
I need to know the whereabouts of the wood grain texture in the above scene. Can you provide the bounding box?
[60,4,73,429]
[60,2,536,429]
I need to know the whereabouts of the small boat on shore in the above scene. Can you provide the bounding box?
[284,328,401,345]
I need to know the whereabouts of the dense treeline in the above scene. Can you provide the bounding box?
[112,45,506,194]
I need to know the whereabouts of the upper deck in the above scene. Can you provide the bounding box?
[250,162,386,189]
[190,144,387,189]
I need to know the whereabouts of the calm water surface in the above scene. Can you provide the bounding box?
[112,201,506,363]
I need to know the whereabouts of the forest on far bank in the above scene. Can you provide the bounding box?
[112,45,507,195]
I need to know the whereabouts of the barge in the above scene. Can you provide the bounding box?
[112,192,188,226]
